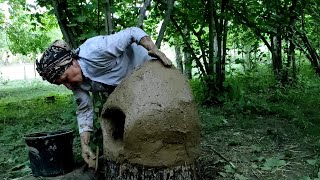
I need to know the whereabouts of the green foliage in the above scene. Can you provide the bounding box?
[5,7,56,56]
[261,157,286,171]
[60,0,102,41]
[191,61,320,136]
[36,0,162,46]
[0,30,7,50]
[189,79,207,104]
[32,0,320,103]
[303,157,320,179]
[91,92,107,151]
[163,0,209,60]
[301,1,320,49]
[3,0,320,178]
[112,0,141,29]
[0,9,4,27]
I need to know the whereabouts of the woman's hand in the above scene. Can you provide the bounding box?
[80,132,96,168]
[139,36,172,67]
[148,48,172,66]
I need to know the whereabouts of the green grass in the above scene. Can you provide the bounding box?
[188,64,320,179]
[0,80,80,179]
[0,80,71,102]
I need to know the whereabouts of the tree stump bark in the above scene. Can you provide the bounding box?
[104,160,197,180]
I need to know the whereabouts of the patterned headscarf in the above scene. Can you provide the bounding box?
[36,40,74,83]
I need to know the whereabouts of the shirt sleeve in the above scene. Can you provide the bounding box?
[72,88,94,134]
[100,27,149,58]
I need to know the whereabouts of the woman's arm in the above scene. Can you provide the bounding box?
[73,88,96,168]
[99,27,150,58]
[139,36,172,66]
[95,27,172,66]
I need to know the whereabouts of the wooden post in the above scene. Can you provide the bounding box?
[24,65,26,80]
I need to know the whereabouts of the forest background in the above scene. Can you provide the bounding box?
[1,0,320,179]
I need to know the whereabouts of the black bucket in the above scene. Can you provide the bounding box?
[25,129,74,177]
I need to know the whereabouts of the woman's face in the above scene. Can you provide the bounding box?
[55,59,83,89]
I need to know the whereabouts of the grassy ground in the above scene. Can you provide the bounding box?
[1,76,320,179]
[194,66,320,179]
[0,80,80,179]
[197,108,319,180]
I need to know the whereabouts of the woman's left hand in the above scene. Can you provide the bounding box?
[148,48,172,67]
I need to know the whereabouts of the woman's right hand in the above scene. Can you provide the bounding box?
[80,132,96,168]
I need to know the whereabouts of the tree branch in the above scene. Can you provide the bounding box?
[171,16,207,76]
[137,0,152,29]
[156,0,175,48]
[173,1,209,74]
[228,4,272,51]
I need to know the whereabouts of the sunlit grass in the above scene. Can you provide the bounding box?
[0,79,78,179]
[0,79,71,103]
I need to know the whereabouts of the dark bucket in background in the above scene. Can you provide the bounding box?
[25,129,74,177]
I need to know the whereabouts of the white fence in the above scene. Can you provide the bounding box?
[0,63,40,80]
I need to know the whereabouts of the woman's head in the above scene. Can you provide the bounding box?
[36,40,83,88]
[54,59,83,89]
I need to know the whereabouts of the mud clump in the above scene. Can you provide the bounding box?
[101,60,201,167]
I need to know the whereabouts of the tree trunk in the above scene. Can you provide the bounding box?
[213,35,218,71]
[289,42,297,80]
[298,32,320,74]
[271,31,283,79]
[291,41,296,80]
[276,29,283,73]
[184,51,192,79]
[104,160,197,180]
[175,46,183,73]
[244,45,251,71]
[52,0,77,48]
[283,40,291,83]
[220,15,228,89]
[156,0,175,48]
[105,0,113,35]
[208,0,214,74]
[137,0,152,29]
[98,0,101,31]
[210,0,228,97]
[214,33,222,87]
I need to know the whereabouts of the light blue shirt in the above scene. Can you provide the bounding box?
[72,27,154,133]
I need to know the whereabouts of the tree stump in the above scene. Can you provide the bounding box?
[101,60,201,179]
[104,160,197,180]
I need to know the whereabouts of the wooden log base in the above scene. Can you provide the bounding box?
[104,160,197,180]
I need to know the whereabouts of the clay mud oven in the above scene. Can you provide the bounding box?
[101,60,201,179]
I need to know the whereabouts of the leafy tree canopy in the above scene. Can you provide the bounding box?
[2,0,60,57]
